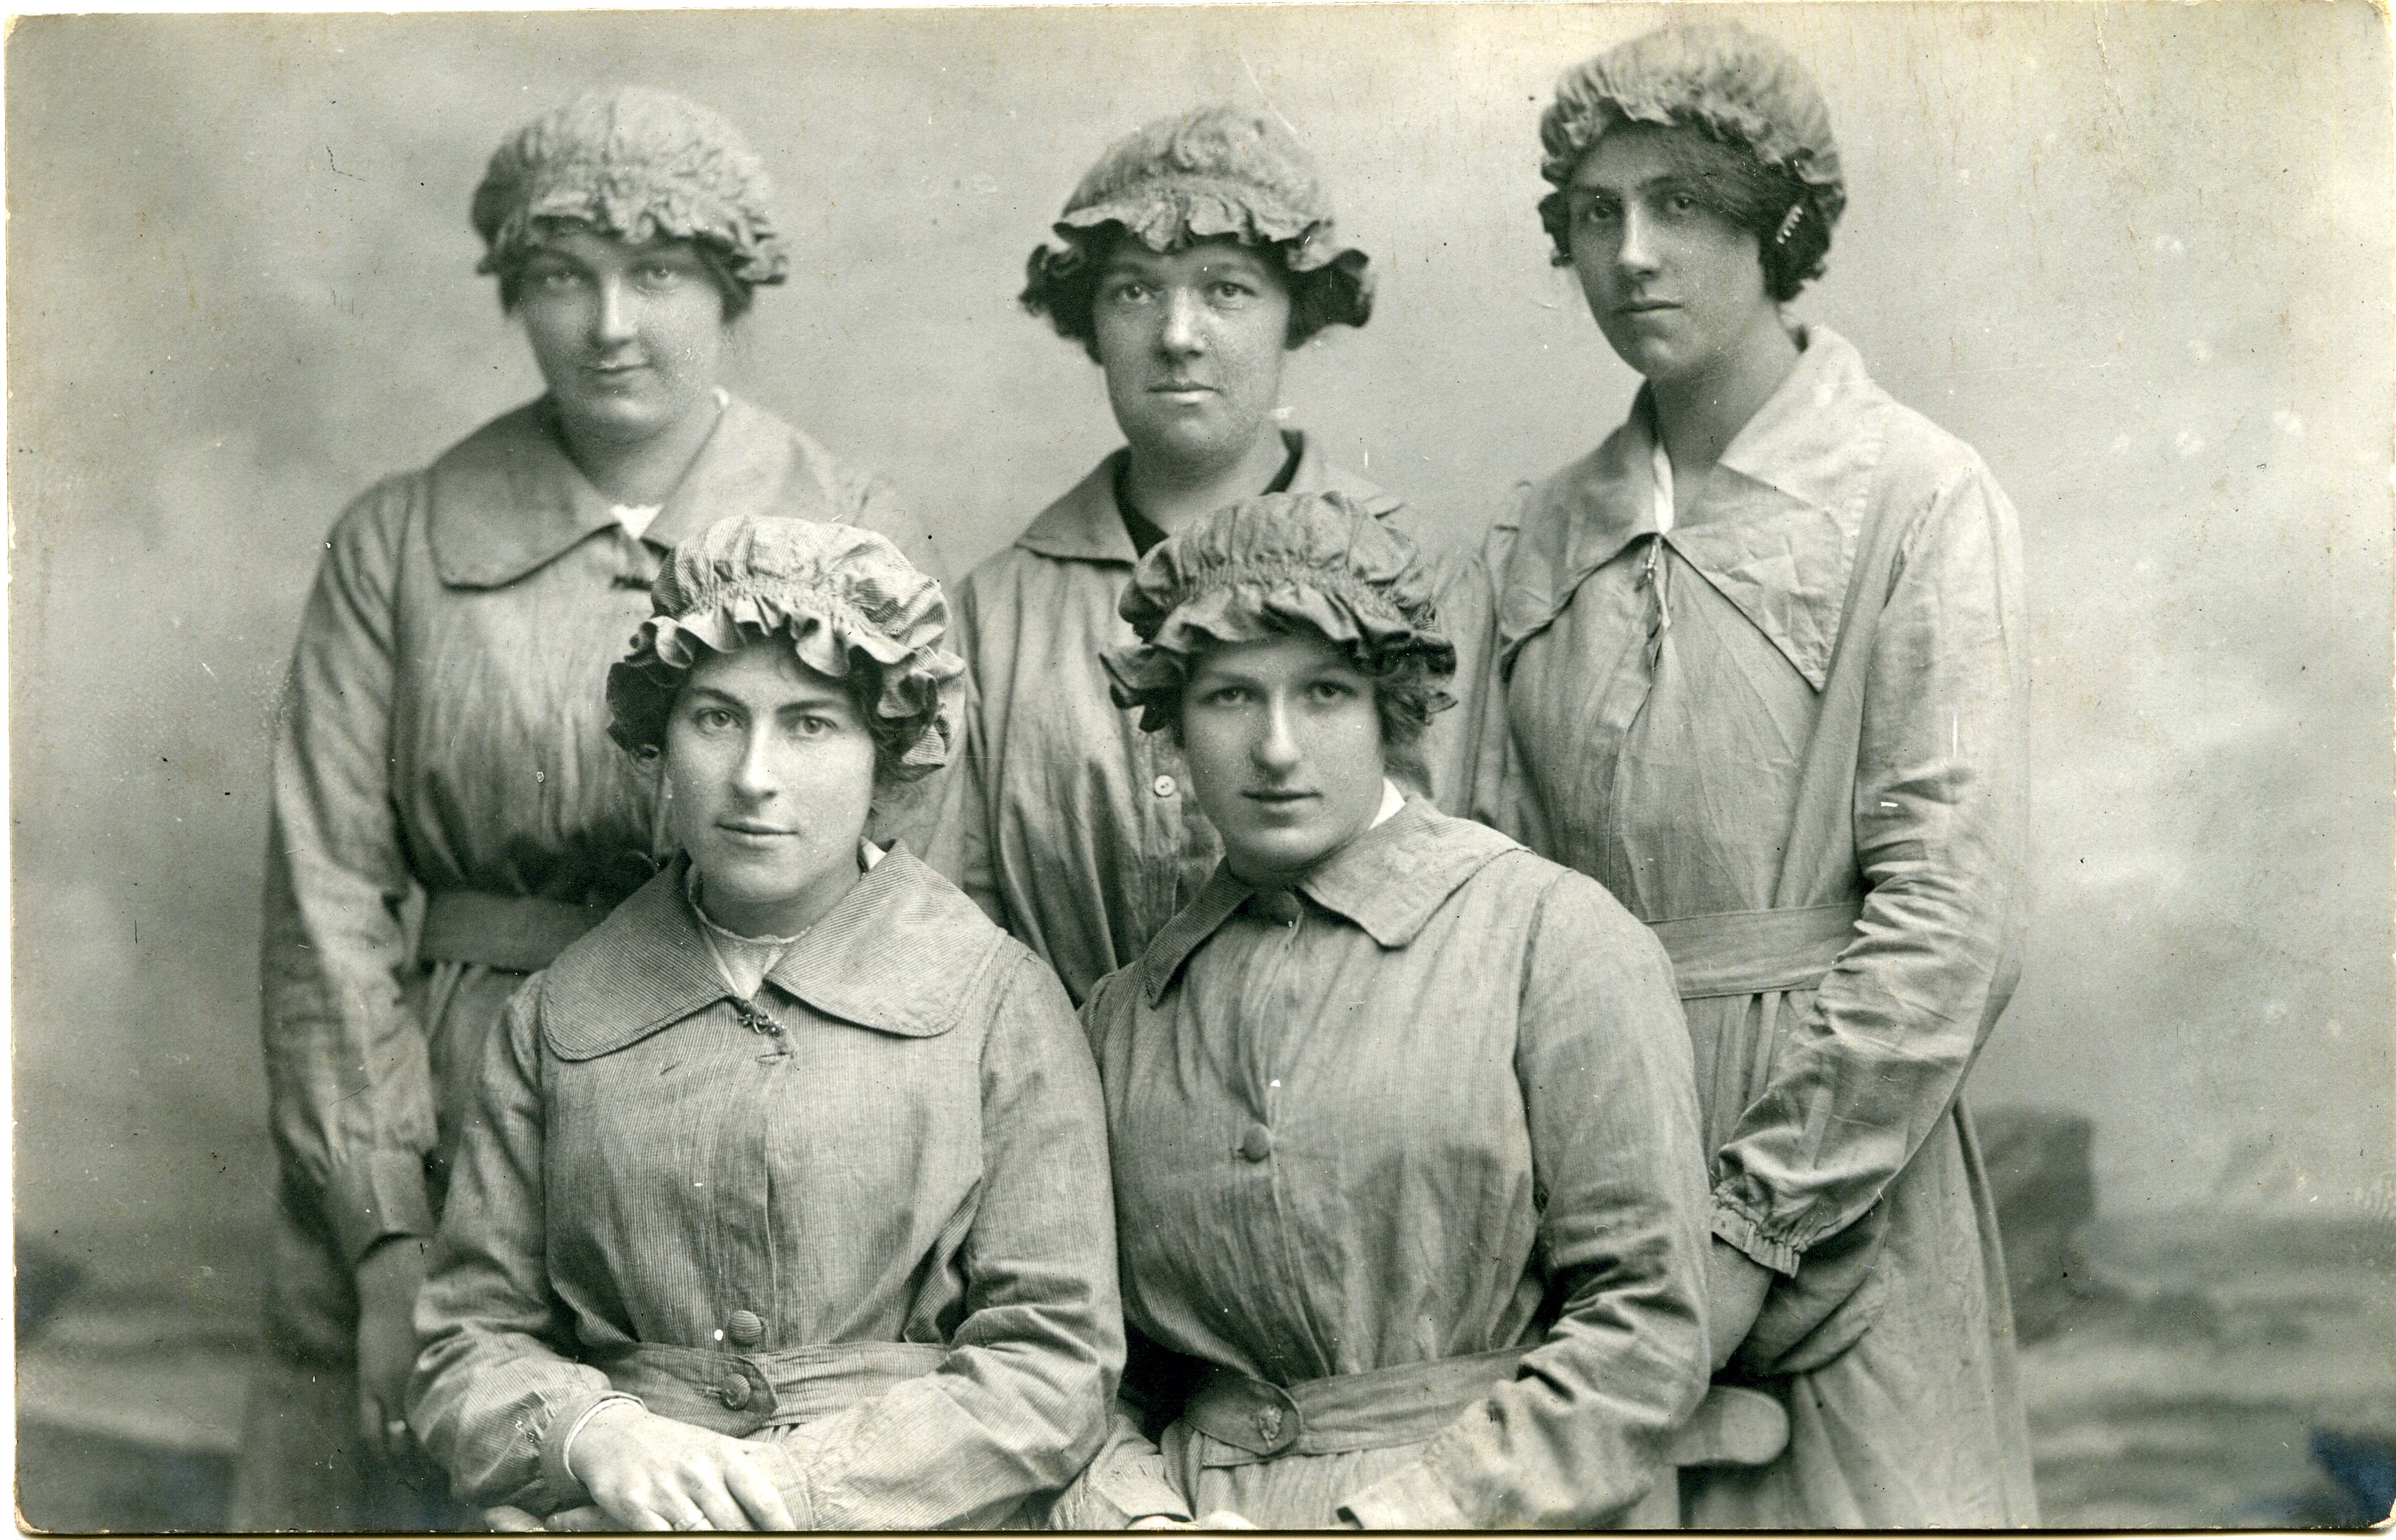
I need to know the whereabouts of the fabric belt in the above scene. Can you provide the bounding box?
[592,1340,946,1438]
[418,890,614,972]
[1179,1347,1528,1467]
[1648,902,1864,1000]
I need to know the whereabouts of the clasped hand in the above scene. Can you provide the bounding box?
[568,1402,796,1531]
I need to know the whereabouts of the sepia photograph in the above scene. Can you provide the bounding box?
[8,3,2392,1530]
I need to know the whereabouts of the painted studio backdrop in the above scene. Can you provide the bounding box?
[10,4,2392,1528]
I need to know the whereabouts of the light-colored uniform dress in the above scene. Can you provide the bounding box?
[237,394,943,1528]
[950,433,1437,1005]
[1476,327,2037,1526]
[1071,794,1711,1528]
[408,847,1118,1526]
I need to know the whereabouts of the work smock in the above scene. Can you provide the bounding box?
[1475,327,2038,1525]
[950,433,1451,1005]
[1070,797,1710,1528]
[242,393,943,1526]
[408,849,1118,1527]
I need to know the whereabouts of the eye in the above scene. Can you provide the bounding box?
[1307,678,1359,704]
[1197,682,1252,708]
[691,705,737,732]
[1574,198,1621,228]
[790,713,840,737]
[1664,191,1702,216]
[1208,278,1257,305]
[1102,278,1154,307]
[636,262,683,289]
[528,264,581,290]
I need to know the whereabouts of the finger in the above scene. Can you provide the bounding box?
[357,1389,384,1453]
[721,1456,796,1532]
[481,1505,547,1532]
[684,1470,754,1533]
[547,1505,611,1532]
[383,1417,414,1465]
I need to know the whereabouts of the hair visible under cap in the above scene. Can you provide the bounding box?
[472,86,790,319]
[606,516,964,788]
[1020,105,1374,357]
[1538,22,1845,300]
[1102,490,1455,748]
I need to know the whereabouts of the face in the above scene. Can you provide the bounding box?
[1177,633,1387,889]
[1564,124,1779,385]
[516,225,729,450]
[1092,238,1293,475]
[664,644,879,938]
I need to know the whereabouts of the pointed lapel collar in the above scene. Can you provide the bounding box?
[1497,327,1889,689]
[758,846,999,1038]
[1015,433,1403,570]
[540,862,734,1061]
[1495,399,1660,673]
[426,399,620,590]
[1138,800,1514,1004]
[1668,327,1886,689]
[1015,452,1140,565]
[1298,799,1514,947]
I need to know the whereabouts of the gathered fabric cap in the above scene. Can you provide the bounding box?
[607,516,964,779]
[472,86,790,290]
[1540,21,1846,228]
[1104,490,1454,734]
[1027,104,1372,327]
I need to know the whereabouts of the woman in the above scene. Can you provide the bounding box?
[953,105,1433,1005]
[237,88,943,1529]
[1066,491,1711,1528]
[408,515,1117,1529]
[1475,23,2036,1525]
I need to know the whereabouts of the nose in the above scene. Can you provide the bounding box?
[1251,696,1302,776]
[729,726,778,803]
[592,275,637,348]
[1158,286,1208,359]
[1615,204,1662,279]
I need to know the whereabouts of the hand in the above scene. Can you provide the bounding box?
[354,1236,431,1465]
[570,1402,796,1531]
[1128,1514,1256,1531]
[1705,1238,1775,1372]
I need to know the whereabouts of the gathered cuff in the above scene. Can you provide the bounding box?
[1711,1191,1803,1276]
[1339,1459,1471,1529]
[327,1149,435,1267]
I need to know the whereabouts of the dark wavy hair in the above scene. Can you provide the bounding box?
[1021,225,1372,361]
[1539,122,1833,302]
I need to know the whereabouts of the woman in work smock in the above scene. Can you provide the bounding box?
[408,516,1117,1530]
[953,106,1439,1005]
[237,89,944,1529]
[1064,493,1711,1528]
[1473,23,2036,1525]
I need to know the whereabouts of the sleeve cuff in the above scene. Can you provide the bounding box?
[329,1149,437,1266]
[1339,1461,1471,1530]
[1711,1192,1802,1276]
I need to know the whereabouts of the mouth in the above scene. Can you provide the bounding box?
[1150,382,1216,398]
[718,820,795,839]
[1243,789,1317,808]
[584,360,650,377]
[1616,300,1680,316]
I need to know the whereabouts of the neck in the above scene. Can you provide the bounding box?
[559,393,724,505]
[1123,427,1290,535]
[692,857,862,942]
[1649,313,1801,480]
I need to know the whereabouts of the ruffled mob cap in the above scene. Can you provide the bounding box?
[472,86,790,292]
[1026,105,1372,332]
[1104,491,1454,734]
[607,516,964,781]
[1541,22,1846,226]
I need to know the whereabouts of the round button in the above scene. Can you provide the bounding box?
[1152,775,1177,798]
[1238,1124,1273,1162]
[725,1309,764,1347]
[717,1377,754,1411]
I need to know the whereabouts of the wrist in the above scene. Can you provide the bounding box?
[562,1396,644,1492]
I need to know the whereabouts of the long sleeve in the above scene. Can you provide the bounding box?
[1710,461,2028,1259]
[408,986,616,1514]
[259,477,438,1267]
[1341,873,1711,1528]
[765,953,1121,1528]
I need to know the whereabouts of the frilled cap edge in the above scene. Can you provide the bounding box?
[473,86,791,291]
[1101,491,1455,734]
[606,516,964,779]
[1540,22,1847,223]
